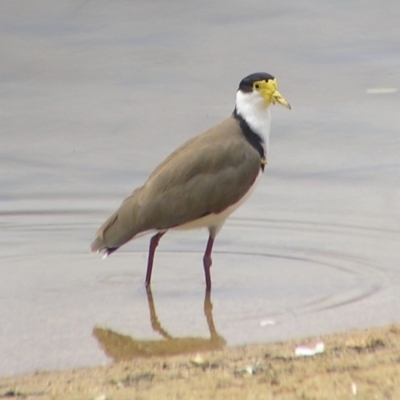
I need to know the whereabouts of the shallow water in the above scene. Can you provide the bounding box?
[1,0,400,376]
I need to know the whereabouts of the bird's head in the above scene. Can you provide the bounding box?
[236,72,291,110]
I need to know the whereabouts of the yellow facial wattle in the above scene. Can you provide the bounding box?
[253,78,291,109]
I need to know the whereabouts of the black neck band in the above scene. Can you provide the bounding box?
[233,109,266,171]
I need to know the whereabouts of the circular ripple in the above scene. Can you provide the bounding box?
[100,245,387,317]
[56,209,396,319]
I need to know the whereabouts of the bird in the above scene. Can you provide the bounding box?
[91,72,290,290]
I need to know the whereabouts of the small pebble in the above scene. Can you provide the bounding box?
[245,365,255,375]
[191,354,209,368]
[351,382,357,396]
[295,342,325,357]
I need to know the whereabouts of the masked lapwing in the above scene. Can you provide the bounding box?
[91,72,290,290]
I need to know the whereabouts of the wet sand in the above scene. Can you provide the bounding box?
[1,0,400,379]
[1,323,400,399]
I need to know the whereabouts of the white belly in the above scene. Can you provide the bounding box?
[173,171,263,233]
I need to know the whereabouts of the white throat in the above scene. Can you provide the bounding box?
[235,90,271,159]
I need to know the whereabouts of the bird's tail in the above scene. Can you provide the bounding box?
[90,188,143,256]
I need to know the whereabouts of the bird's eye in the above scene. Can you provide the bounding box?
[255,84,260,89]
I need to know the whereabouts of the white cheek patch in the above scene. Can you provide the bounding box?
[235,90,271,159]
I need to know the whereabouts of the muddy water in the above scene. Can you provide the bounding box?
[1,0,400,376]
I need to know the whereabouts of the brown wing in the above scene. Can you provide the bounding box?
[135,116,261,231]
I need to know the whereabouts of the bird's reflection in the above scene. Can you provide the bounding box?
[93,288,226,361]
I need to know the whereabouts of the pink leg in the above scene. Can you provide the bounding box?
[203,235,214,290]
[145,232,165,287]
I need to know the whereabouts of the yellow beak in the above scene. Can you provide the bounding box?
[273,90,291,109]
